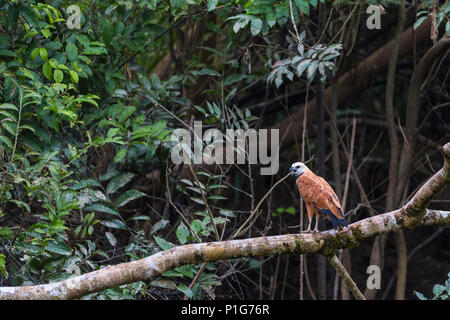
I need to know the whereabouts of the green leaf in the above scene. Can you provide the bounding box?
[0,103,18,111]
[433,284,445,297]
[19,125,35,133]
[190,68,221,77]
[43,61,52,80]
[224,73,246,86]
[72,179,101,190]
[285,207,296,215]
[31,48,39,60]
[45,242,73,256]
[115,189,145,207]
[190,219,204,233]
[107,172,135,194]
[130,121,166,140]
[307,60,319,81]
[446,21,450,36]
[250,18,263,36]
[69,70,79,83]
[295,0,310,16]
[176,222,190,244]
[2,121,17,136]
[154,236,174,250]
[207,0,218,11]
[219,209,235,217]
[414,16,427,30]
[414,291,427,300]
[208,195,227,200]
[275,3,289,26]
[41,29,50,38]
[114,149,127,163]
[66,43,78,61]
[100,219,127,230]
[39,47,48,61]
[150,279,177,289]
[84,203,120,216]
[0,135,13,149]
[126,215,150,222]
[105,231,117,246]
[53,69,63,83]
[82,46,107,55]
[177,284,193,298]
[0,110,17,122]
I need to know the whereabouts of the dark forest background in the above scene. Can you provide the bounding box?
[0,0,449,300]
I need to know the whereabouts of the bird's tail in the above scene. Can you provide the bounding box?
[335,217,348,228]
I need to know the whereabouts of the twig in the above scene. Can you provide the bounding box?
[327,254,366,300]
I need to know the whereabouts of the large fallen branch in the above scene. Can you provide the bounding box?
[0,142,449,300]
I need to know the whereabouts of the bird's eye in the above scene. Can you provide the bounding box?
[296,165,300,168]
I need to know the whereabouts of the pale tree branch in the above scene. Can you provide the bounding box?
[0,143,449,300]
[327,254,365,300]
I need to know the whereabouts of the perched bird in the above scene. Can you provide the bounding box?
[290,162,348,232]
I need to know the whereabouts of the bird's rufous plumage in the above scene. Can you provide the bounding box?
[290,162,347,232]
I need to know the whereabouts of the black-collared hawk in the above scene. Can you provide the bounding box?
[290,162,348,232]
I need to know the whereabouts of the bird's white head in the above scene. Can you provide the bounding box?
[290,162,309,177]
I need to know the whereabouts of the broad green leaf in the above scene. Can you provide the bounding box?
[414,16,427,30]
[72,179,101,190]
[307,60,319,80]
[0,103,18,111]
[285,207,296,215]
[43,61,52,80]
[224,73,246,86]
[207,0,218,11]
[295,0,310,15]
[433,284,445,297]
[53,69,63,83]
[39,47,47,61]
[0,110,17,122]
[414,291,427,300]
[154,236,174,250]
[115,189,145,207]
[100,219,127,230]
[150,279,177,289]
[177,284,193,298]
[19,125,35,133]
[84,203,120,216]
[106,172,135,194]
[105,231,117,246]
[45,242,73,256]
[0,135,13,149]
[150,219,168,234]
[82,46,107,55]
[69,70,79,83]
[190,219,204,233]
[126,215,150,222]
[176,222,190,244]
[41,29,50,38]
[114,149,127,163]
[219,209,235,217]
[66,43,78,61]
[2,121,17,136]
[250,18,263,36]
[190,68,220,77]
[31,47,39,60]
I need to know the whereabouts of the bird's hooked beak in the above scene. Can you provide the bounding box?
[290,166,295,176]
